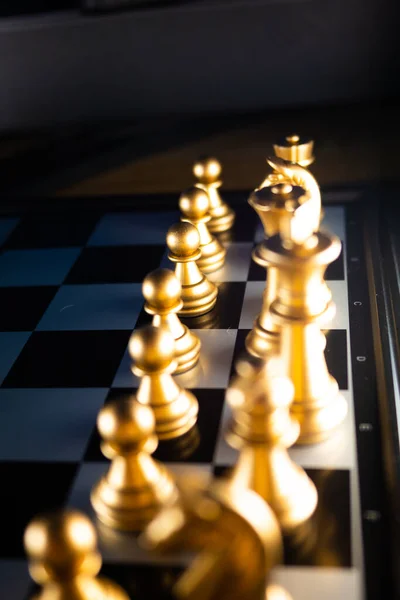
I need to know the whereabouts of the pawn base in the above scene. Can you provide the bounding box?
[151,389,199,441]
[91,463,176,532]
[208,206,235,233]
[175,326,201,374]
[245,317,280,359]
[197,237,226,273]
[179,275,218,317]
[292,378,348,445]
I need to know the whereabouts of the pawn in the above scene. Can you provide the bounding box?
[167,221,218,316]
[91,398,177,531]
[193,156,235,233]
[24,509,130,599]
[143,268,201,373]
[129,325,199,440]
[179,186,226,273]
[226,355,318,532]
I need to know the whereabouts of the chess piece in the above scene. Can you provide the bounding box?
[140,471,290,600]
[273,134,315,167]
[91,398,177,531]
[226,355,318,531]
[24,509,129,599]
[129,325,199,439]
[179,186,226,273]
[167,221,218,316]
[143,268,201,373]
[245,183,329,359]
[265,201,348,444]
[193,156,235,233]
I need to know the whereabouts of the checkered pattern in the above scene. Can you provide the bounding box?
[0,195,363,600]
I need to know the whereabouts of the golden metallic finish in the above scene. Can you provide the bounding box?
[140,471,285,600]
[179,186,226,273]
[143,268,201,374]
[245,184,312,360]
[91,398,177,531]
[167,222,218,316]
[273,134,314,166]
[129,325,199,440]
[193,156,235,233]
[24,509,129,599]
[265,230,348,444]
[226,356,318,531]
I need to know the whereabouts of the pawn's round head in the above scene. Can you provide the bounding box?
[179,186,210,221]
[97,398,154,448]
[129,325,175,373]
[24,510,101,581]
[142,268,181,313]
[166,221,200,258]
[193,156,221,184]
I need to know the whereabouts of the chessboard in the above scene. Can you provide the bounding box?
[0,186,395,600]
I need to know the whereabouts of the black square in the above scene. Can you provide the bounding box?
[0,461,78,558]
[0,286,58,331]
[101,564,180,600]
[64,246,165,284]
[325,329,348,390]
[4,215,99,249]
[248,246,345,281]
[247,258,265,281]
[212,467,351,568]
[2,330,131,388]
[215,202,258,243]
[84,388,225,464]
[180,282,246,330]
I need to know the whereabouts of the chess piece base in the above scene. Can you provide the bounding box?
[292,378,348,445]
[197,236,226,273]
[91,455,176,532]
[179,275,218,317]
[137,386,199,441]
[208,205,235,233]
[175,325,202,374]
[245,316,280,359]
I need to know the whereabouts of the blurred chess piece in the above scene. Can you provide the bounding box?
[24,509,130,599]
[258,135,320,235]
[91,397,177,531]
[167,221,218,316]
[179,186,226,273]
[140,471,291,600]
[273,134,315,167]
[143,268,201,373]
[129,325,199,439]
[193,156,235,233]
[265,192,348,444]
[226,354,318,531]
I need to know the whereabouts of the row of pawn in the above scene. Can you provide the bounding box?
[22,139,327,600]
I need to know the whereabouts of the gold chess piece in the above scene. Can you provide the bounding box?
[246,183,321,359]
[91,397,177,531]
[193,156,235,233]
[140,471,290,600]
[143,268,201,374]
[24,509,129,599]
[226,355,318,531]
[167,221,218,316]
[273,134,315,167]
[265,199,348,444]
[179,186,226,273]
[129,325,199,440]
